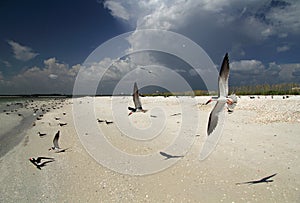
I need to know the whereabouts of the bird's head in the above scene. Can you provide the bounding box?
[226,98,234,105]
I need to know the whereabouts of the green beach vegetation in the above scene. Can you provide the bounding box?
[144,83,300,96]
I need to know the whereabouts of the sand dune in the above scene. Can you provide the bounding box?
[0,96,299,202]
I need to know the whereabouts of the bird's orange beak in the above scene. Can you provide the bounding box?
[128,112,133,116]
[205,98,212,105]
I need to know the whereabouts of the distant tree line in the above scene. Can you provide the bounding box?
[230,83,300,95]
[144,83,300,96]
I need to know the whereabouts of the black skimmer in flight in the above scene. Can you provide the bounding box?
[140,67,158,76]
[236,173,277,185]
[206,53,236,136]
[199,53,233,160]
[128,82,147,116]
[140,67,152,74]
[49,130,61,151]
[29,157,55,170]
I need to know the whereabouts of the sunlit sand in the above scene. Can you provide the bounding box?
[0,96,299,202]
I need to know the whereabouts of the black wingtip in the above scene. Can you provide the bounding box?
[224,52,229,62]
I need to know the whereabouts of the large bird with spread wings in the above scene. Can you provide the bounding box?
[199,53,236,160]
[128,82,147,116]
[207,53,237,136]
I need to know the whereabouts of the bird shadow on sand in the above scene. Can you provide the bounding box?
[236,173,277,185]
[159,151,184,160]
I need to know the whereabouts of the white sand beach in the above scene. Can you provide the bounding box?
[0,96,299,202]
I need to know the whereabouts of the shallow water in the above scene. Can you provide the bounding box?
[0,97,65,157]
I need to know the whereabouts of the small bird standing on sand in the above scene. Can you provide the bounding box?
[37,132,46,137]
[97,119,105,123]
[105,120,113,124]
[128,82,147,116]
[49,130,61,151]
[58,122,67,127]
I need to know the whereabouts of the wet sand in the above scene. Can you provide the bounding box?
[0,96,299,202]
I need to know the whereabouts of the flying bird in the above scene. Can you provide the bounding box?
[29,156,54,164]
[236,173,277,185]
[29,157,55,170]
[140,67,153,74]
[206,53,236,136]
[49,130,61,151]
[128,82,147,116]
[140,67,158,76]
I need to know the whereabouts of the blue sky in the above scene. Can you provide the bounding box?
[0,0,127,75]
[0,0,299,94]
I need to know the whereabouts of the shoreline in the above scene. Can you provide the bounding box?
[0,98,66,158]
[0,112,34,158]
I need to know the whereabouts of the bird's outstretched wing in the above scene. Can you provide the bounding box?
[37,160,55,169]
[55,147,70,153]
[133,82,142,109]
[207,101,226,136]
[218,53,229,97]
[200,53,230,160]
[53,130,60,149]
[36,157,54,163]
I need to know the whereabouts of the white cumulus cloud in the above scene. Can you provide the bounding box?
[7,40,39,61]
[104,1,130,21]
[0,58,80,94]
[103,0,300,61]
